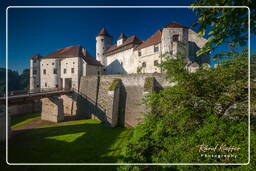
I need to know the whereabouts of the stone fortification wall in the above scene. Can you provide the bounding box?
[77,73,173,127]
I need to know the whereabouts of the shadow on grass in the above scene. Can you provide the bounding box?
[8,120,132,164]
[11,113,40,128]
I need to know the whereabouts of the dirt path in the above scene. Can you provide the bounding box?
[12,118,54,132]
[12,115,85,132]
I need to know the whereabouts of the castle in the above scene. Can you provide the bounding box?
[30,21,209,92]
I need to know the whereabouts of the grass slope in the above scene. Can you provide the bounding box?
[8,114,132,166]
[11,113,40,128]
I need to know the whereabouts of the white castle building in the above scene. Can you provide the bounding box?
[29,46,101,92]
[96,21,209,74]
[30,21,209,92]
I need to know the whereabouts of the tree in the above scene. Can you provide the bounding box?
[191,0,255,59]
[0,68,30,92]
[19,69,30,90]
[118,52,254,170]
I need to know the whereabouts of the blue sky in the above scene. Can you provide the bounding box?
[0,0,255,73]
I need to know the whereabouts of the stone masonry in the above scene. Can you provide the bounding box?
[77,73,174,127]
[41,97,64,123]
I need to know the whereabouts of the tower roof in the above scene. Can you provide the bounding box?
[97,28,112,37]
[164,21,189,29]
[117,33,127,40]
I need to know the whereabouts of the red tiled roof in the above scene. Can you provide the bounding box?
[43,45,102,66]
[104,35,142,55]
[83,51,102,66]
[137,30,162,50]
[97,28,112,37]
[30,54,42,60]
[44,46,84,58]
[117,33,126,40]
[164,21,189,29]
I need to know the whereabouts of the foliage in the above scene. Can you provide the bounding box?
[144,77,154,92]
[118,50,254,170]
[19,69,30,91]
[0,68,30,92]
[108,79,121,91]
[137,66,142,73]
[191,0,255,59]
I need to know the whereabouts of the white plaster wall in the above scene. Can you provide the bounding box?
[105,48,135,74]
[96,35,112,66]
[60,57,80,90]
[137,43,162,73]
[30,59,40,92]
[188,29,207,48]
[40,58,60,90]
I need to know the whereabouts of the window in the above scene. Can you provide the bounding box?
[45,82,47,87]
[73,62,75,64]
[33,70,37,75]
[42,64,43,66]
[47,63,48,66]
[154,60,159,66]
[55,84,58,88]
[170,50,173,55]
[53,68,57,74]
[173,34,179,41]
[33,60,36,63]
[142,62,146,68]
[120,62,123,66]
[43,69,46,74]
[154,45,159,52]
[138,50,141,56]
[52,62,54,65]
[64,68,67,74]
[101,39,104,42]
[36,85,39,88]
[71,68,74,73]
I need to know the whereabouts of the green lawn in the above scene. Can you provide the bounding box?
[8,113,132,166]
[11,112,40,128]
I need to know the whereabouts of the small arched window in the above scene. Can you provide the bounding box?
[142,62,146,68]
[154,60,159,66]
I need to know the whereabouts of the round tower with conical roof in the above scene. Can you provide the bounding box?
[96,28,112,66]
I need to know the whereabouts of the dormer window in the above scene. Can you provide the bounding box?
[117,33,127,46]
[173,34,179,41]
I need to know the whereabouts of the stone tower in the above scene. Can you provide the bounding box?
[29,54,41,92]
[96,28,112,66]
[161,21,189,59]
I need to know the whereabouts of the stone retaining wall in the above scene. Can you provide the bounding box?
[77,73,174,127]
